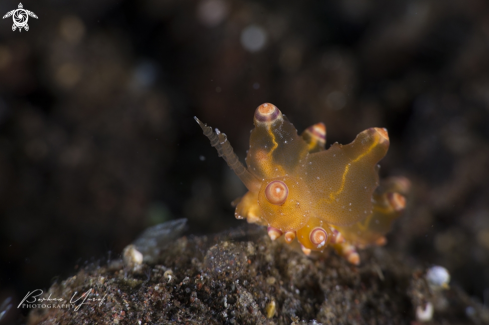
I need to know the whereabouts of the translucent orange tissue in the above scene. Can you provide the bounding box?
[195,103,408,265]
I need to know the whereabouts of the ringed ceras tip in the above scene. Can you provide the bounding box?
[284,231,295,243]
[265,180,288,205]
[254,103,282,123]
[388,193,406,212]
[267,226,282,241]
[306,123,326,140]
[310,227,328,246]
[369,127,389,144]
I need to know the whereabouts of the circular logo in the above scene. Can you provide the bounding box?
[13,9,28,28]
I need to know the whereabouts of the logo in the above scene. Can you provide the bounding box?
[18,288,107,311]
[2,3,38,32]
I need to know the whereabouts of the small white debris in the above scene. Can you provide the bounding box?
[164,269,174,283]
[123,244,143,271]
[266,300,276,318]
[426,266,450,289]
[416,302,434,322]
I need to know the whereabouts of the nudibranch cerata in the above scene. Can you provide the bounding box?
[195,103,408,265]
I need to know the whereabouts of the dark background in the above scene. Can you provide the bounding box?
[1,0,489,318]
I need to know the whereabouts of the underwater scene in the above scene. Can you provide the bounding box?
[0,0,488,323]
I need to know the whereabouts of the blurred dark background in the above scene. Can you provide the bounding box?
[1,0,489,318]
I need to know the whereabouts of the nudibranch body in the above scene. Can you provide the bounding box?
[195,103,408,265]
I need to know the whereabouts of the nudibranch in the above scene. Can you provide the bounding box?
[195,103,408,265]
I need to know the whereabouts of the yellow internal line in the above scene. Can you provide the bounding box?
[355,213,373,231]
[307,139,318,152]
[327,137,379,201]
[261,125,287,176]
[267,125,278,156]
[372,205,392,214]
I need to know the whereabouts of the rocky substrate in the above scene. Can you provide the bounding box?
[27,222,489,325]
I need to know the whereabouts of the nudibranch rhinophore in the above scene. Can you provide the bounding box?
[195,103,408,265]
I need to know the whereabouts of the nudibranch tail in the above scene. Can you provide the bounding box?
[195,117,261,192]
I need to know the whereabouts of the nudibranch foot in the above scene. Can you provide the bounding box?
[196,103,407,265]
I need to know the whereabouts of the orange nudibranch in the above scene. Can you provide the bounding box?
[195,103,408,265]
